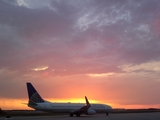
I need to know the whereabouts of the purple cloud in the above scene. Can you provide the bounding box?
[0,0,160,108]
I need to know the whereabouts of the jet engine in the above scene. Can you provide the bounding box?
[86,109,96,115]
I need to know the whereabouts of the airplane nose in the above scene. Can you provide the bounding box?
[106,105,113,111]
[109,106,113,111]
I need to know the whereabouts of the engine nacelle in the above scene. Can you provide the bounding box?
[86,109,96,115]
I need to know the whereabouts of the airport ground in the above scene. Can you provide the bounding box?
[1,112,160,120]
[0,109,160,120]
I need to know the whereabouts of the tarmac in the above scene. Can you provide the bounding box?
[0,112,160,120]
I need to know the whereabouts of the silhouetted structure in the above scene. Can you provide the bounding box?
[0,108,6,115]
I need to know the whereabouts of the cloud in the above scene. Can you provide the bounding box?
[1,0,160,75]
[0,0,160,109]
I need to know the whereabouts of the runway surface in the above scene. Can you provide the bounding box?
[1,112,160,120]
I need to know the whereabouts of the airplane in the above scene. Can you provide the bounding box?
[26,82,113,117]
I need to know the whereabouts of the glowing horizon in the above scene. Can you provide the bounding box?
[1,98,160,110]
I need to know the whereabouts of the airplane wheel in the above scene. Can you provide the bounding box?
[76,114,80,117]
[70,113,73,117]
[106,112,108,116]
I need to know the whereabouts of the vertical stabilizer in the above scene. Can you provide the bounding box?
[26,82,44,103]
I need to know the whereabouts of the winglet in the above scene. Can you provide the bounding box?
[85,96,91,108]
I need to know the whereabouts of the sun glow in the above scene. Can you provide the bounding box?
[48,98,99,103]
[0,98,99,110]
[0,98,31,110]
[1,98,159,110]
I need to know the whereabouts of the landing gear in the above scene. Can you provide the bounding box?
[70,113,81,117]
[76,114,80,117]
[106,112,108,116]
[70,113,73,117]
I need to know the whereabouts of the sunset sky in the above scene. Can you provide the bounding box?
[0,0,160,110]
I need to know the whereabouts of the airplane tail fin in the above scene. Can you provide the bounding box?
[26,82,44,104]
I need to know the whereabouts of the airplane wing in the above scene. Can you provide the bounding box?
[71,96,91,116]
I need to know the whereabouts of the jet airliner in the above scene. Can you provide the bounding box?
[26,82,113,117]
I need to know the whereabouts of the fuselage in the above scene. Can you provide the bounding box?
[28,101,113,113]
[26,83,113,116]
